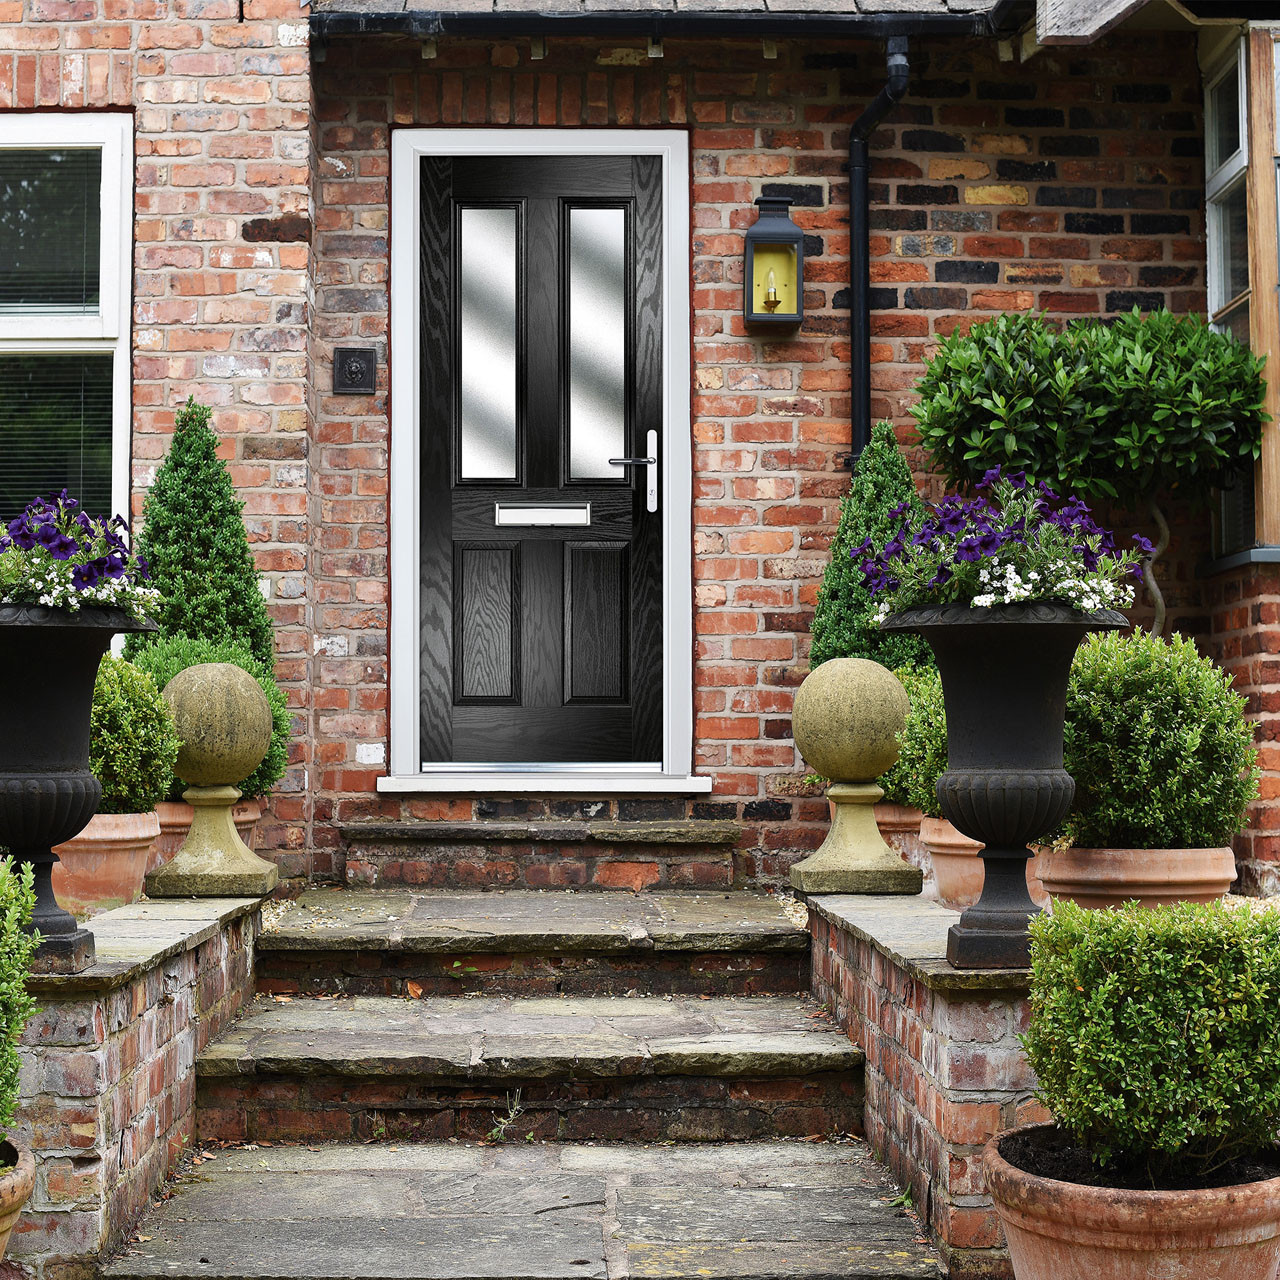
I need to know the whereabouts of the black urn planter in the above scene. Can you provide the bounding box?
[883,603,1127,969]
[0,605,153,973]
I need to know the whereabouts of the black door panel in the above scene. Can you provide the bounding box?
[418,153,663,765]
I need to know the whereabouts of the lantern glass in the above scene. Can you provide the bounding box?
[750,243,798,317]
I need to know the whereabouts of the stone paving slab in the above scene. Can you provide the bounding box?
[103,1142,939,1280]
[198,994,860,1081]
[260,889,806,955]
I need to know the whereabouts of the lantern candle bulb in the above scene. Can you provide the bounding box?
[763,268,781,311]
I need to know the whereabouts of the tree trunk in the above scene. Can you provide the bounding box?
[1143,499,1170,636]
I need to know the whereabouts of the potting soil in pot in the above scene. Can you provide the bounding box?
[1000,1125,1280,1192]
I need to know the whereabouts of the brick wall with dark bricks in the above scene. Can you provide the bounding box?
[308,28,1213,886]
[5,3,1240,887]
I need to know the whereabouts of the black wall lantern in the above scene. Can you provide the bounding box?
[743,195,804,328]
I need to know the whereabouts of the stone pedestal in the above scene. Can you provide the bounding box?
[145,663,278,899]
[791,783,923,895]
[146,785,278,898]
[789,658,922,897]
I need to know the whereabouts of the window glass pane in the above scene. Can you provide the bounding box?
[0,149,102,314]
[569,207,627,481]
[1208,64,1240,174]
[0,354,113,519]
[458,206,517,481]
[1216,179,1250,306]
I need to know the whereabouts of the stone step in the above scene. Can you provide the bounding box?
[256,889,809,997]
[102,1141,939,1280]
[196,994,862,1144]
[339,820,741,891]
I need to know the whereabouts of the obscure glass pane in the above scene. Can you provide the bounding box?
[0,149,102,314]
[569,207,627,481]
[1215,179,1250,307]
[1209,64,1241,174]
[458,206,518,481]
[0,354,113,518]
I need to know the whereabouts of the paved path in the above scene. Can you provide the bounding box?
[104,1142,940,1280]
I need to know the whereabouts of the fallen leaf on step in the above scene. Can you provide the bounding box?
[406,981,425,1000]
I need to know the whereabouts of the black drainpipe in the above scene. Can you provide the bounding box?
[848,35,910,463]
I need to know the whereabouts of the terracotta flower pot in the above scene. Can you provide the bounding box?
[0,1143,35,1262]
[875,802,933,896]
[52,810,160,917]
[985,1123,1280,1280]
[1034,846,1237,909]
[922,817,1050,912]
[151,796,262,873]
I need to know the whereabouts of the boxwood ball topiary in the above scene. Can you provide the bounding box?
[164,663,271,788]
[793,657,908,783]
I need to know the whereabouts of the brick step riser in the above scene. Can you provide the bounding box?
[254,948,809,997]
[343,843,735,891]
[197,1072,863,1144]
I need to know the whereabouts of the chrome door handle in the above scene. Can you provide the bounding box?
[610,431,659,513]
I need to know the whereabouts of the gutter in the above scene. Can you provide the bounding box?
[312,9,1018,40]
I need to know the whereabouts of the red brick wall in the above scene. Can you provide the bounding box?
[309,29,1209,884]
[2,0,317,871]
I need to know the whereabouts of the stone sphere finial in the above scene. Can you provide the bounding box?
[793,658,909,783]
[163,663,271,788]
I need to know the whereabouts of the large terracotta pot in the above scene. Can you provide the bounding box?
[51,810,161,917]
[151,796,262,873]
[0,1143,35,1262]
[922,817,1051,912]
[882,603,1127,968]
[876,802,933,897]
[1033,845,1237,909]
[985,1123,1280,1279]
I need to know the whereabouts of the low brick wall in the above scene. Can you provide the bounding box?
[7,899,261,1280]
[809,895,1042,1280]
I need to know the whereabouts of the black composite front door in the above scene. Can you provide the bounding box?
[418,154,664,765]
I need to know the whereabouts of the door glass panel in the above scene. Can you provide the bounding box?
[568,207,627,480]
[459,206,517,480]
[0,148,102,314]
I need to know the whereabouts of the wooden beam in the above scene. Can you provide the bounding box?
[1036,0,1149,45]
[1247,29,1280,545]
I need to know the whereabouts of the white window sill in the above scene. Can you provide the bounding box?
[375,772,714,795]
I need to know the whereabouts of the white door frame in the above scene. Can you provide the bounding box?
[381,127,708,794]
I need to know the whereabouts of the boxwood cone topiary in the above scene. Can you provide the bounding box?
[131,636,289,803]
[89,657,180,815]
[912,309,1267,634]
[1024,899,1280,1182]
[1059,630,1259,849]
[0,859,36,1147]
[125,397,275,671]
[810,421,932,672]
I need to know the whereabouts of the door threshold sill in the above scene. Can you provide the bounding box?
[376,772,714,795]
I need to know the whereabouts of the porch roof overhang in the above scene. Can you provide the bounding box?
[311,0,1027,41]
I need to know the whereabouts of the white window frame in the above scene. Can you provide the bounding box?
[1206,41,1250,320]
[383,127,707,795]
[0,113,132,523]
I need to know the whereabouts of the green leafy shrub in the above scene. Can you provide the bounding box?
[0,858,37,1141]
[1061,630,1259,849]
[809,421,932,672]
[125,397,275,671]
[131,635,289,802]
[913,309,1266,505]
[912,309,1267,633]
[879,664,946,816]
[1025,899,1280,1180]
[89,657,180,814]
